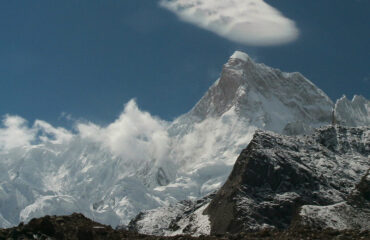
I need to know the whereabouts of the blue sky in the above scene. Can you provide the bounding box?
[0,0,369,127]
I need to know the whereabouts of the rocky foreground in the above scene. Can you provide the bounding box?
[0,213,369,240]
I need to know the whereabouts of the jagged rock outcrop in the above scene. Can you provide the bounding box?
[334,95,370,127]
[296,169,370,231]
[204,125,369,234]
[130,126,369,236]
[128,193,214,236]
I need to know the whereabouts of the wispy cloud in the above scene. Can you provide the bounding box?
[160,0,299,46]
[0,115,36,150]
[0,100,170,163]
[77,100,170,162]
[0,115,74,150]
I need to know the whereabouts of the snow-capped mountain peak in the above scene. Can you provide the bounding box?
[0,51,369,229]
[188,51,333,133]
[229,51,251,62]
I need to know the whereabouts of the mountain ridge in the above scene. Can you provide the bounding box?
[131,125,369,236]
[0,51,369,229]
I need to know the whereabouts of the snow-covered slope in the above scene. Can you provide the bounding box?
[205,125,370,234]
[334,95,370,127]
[128,193,214,236]
[172,51,333,131]
[158,51,335,203]
[0,51,368,228]
[132,126,369,235]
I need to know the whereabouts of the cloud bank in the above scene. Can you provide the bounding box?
[77,100,170,161]
[0,100,169,163]
[160,0,299,46]
[0,116,36,150]
[0,116,74,150]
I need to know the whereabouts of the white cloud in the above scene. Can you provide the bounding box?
[0,100,170,164]
[34,120,73,144]
[0,115,74,150]
[160,0,299,46]
[0,115,36,150]
[77,99,170,161]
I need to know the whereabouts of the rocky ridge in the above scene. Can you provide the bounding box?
[334,95,370,127]
[297,169,370,230]
[132,125,370,236]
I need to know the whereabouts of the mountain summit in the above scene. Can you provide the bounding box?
[183,51,333,134]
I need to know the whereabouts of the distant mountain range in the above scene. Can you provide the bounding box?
[0,51,369,230]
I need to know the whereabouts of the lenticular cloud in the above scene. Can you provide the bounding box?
[160,0,299,46]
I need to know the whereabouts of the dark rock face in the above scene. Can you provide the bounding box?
[0,213,114,240]
[205,126,370,235]
[156,167,170,186]
[356,170,370,201]
[295,169,370,231]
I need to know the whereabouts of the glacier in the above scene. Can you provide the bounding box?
[0,51,369,228]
